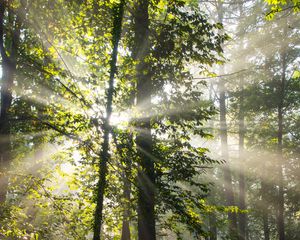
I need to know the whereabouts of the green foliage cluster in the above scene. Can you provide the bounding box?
[266,0,300,19]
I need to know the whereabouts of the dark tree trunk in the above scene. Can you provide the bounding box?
[0,0,20,204]
[133,1,156,239]
[121,164,131,240]
[93,2,125,239]
[121,134,133,240]
[0,63,13,204]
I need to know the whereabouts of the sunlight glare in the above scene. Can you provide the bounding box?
[109,111,131,128]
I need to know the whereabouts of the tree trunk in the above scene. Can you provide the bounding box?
[133,1,156,239]
[237,3,247,239]
[261,181,270,240]
[93,2,125,239]
[121,163,131,240]
[121,133,133,240]
[217,1,237,238]
[0,60,13,204]
[238,79,246,240]
[276,20,287,240]
[277,63,285,240]
[208,83,217,240]
[0,0,20,204]
[219,78,238,239]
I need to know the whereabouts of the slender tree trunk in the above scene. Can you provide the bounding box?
[276,20,287,240]
[93,2,125,239]
[208,83,217,240]
[237,2,247,239]
[260,56,273,240]
[120,73,136,240]
[261,180,270,240]
[121,133,133,240]
[277,59,285,240]
[133,1,156,239]
[219,77,238,239]
[0,0,20,204]
[238,79,246,240]
[217,1,237,238]
[121,162,131,240]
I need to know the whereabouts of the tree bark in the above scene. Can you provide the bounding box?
[121,133,133,240]
[93,2,125,239]
[121,162,131,240]
[0,0,21,204]
[133,1,156,239]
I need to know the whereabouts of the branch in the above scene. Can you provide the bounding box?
[20,51,92,110]
[193,68,248,80]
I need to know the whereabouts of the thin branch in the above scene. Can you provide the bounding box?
[193,68,248,80]
[20,50,93,110]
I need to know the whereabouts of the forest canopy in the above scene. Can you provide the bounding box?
[0,0,299,240]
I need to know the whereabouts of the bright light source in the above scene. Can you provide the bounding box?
[109,111,130,128]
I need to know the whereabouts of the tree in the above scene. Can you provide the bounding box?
[132,0,156,239]
[4,1,298,240]
[92,1,125,239]
[0,0,23,205]
[216,1,238,238]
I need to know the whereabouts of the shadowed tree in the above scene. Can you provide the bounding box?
[133,0,156,239]
[93,1,125,239]
[0,0,23,204]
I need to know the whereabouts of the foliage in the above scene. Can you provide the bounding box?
[266,0,300,19]
[0,0,298,239]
